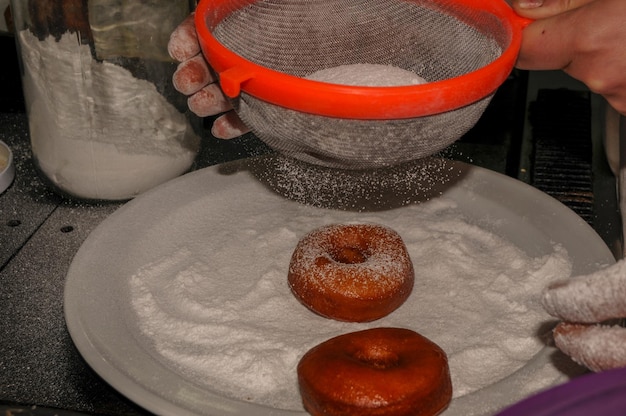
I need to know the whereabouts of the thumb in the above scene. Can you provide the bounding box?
[511,0,595,19]
[515,11,575,70]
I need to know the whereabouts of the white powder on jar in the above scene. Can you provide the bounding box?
[18,30,200,200]
[129,194,573,412]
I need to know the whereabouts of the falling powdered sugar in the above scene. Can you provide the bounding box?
[251,155,456,210]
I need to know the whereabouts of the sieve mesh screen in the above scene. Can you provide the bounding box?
[211,0,509,169]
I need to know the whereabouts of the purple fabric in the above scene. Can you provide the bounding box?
[496,367,626,416]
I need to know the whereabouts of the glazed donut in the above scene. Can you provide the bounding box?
[288,224,414,322]
[297,327,452,416]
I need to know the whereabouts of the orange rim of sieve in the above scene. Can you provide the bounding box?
[195,0,532,120]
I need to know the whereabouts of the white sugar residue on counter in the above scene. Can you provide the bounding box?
[130,196,572,411]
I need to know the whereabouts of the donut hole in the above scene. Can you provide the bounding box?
[329,245,369,264]
[353,344,401,370]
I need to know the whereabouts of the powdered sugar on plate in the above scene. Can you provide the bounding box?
[129,166,573,412]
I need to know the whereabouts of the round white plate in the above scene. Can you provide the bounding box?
[64,156,615,416]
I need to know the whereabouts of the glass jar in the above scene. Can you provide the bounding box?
[10,0,200,200]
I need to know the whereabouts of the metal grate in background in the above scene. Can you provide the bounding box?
[528,88,594,225]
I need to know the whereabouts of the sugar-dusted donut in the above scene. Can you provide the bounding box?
[288,224,414,322]
[297,327,452,416]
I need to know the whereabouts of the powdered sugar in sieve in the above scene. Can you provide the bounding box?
[306,64,428,86]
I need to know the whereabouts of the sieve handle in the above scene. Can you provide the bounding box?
[219,66,255,98]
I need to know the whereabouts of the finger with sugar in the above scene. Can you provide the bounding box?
[553,323,626,372]
[168,14,200,62]
[173,55,216,95]
[542,259,626,323]
[211,112,250,139]
[188,84,233,118]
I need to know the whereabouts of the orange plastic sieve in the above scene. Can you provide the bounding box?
[195,0,532,169]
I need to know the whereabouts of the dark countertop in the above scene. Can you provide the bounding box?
[0,33,272,416]
[0,119,153,415]
[0,33,620,416]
